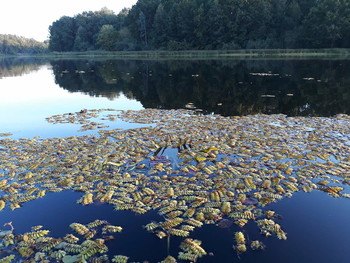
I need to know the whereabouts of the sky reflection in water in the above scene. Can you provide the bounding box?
[0,64,144,139]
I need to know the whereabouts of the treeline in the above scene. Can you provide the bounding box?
[49,8,129,52]
[0,34,48,54]
[49,0,350,51]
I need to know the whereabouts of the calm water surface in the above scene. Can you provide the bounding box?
[1,58,350,139]
[0,57,349,262]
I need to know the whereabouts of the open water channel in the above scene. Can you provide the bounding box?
[0,57,349,262]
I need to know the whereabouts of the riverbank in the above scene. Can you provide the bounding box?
[2,48,350,60]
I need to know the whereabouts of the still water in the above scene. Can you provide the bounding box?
[1,58,350,139]
[0,57,350,262]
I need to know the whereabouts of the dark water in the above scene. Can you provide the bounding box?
[49,59,350,117]
[1,57,350,262]
[1,190,349,262]
[1,57,350,120]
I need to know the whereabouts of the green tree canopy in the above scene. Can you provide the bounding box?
[301,0,350,48]
[48,0,350,51]
[96,24,118,50]
[0,34,47,54]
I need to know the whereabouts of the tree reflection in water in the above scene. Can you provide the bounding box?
[0,57,47,78]
[50,59,350,117]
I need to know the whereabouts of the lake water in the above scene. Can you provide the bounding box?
[2,58,350,140]
[0,57,350,262]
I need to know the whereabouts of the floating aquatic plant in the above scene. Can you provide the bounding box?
[0,219,122,262]
[0,109,349,261]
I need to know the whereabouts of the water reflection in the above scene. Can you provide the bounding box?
[1,58,349,117]
[1,58,350,262]
[51,59,350,117]
[0,57,47,78]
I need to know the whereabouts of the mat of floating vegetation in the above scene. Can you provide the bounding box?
[1,109,350,262]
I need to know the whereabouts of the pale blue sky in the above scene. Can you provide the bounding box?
[0,0,137,41]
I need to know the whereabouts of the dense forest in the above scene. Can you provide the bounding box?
[0,34,48,54]
[49,0,350,51]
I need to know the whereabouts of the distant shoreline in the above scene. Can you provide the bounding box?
[2,49,350,59]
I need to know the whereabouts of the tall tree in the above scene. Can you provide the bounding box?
[301,0,350,47]
[137,11,148,46]
[124,0,161,47]
[152,3,169,47]
[49,16,76,51]
[96,25,118,50]
[73,26,91,51]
